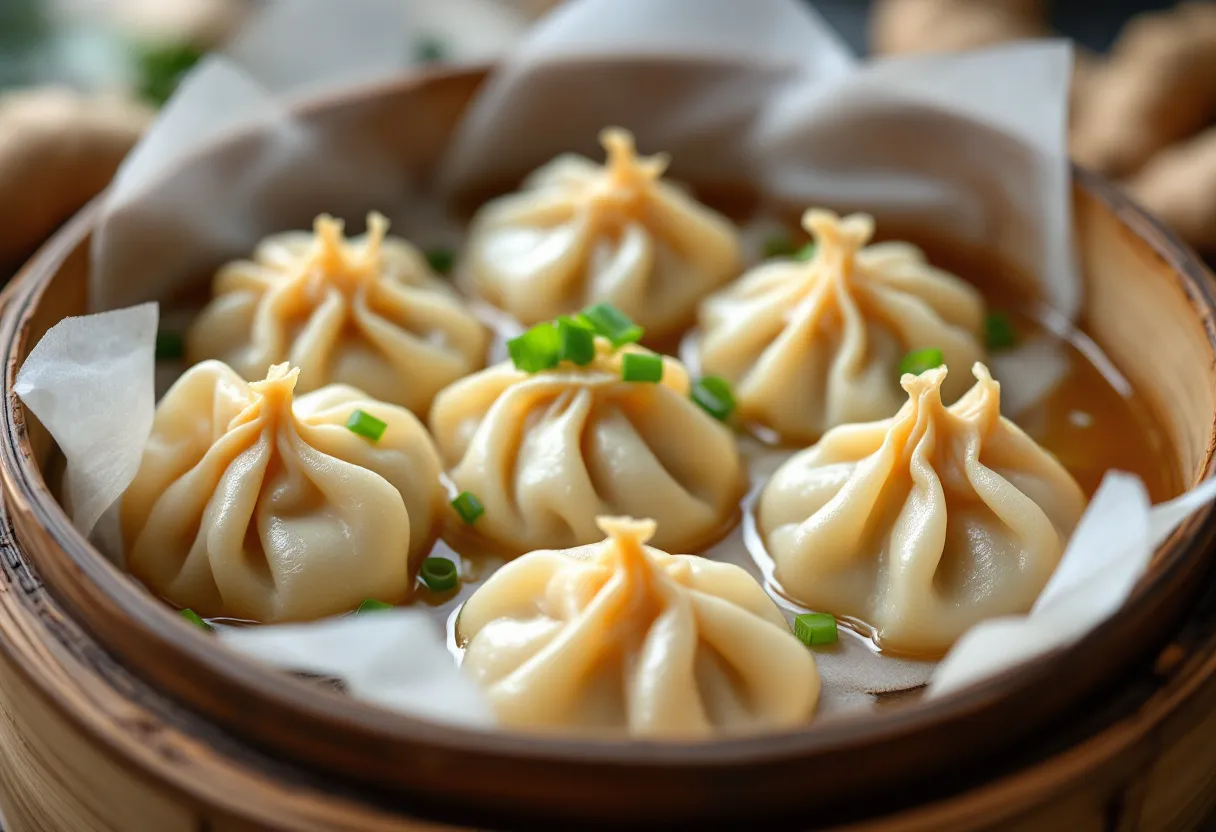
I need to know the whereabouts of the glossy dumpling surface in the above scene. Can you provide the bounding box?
[429,339,744,555]
[465,127,741,341]
[698,209,986,443]
[121,361,443,622]
[757,363,1087,656]
[457,516,819,738]
[187,212,488,417]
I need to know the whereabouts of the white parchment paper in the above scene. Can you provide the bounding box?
[11,0,1211,722]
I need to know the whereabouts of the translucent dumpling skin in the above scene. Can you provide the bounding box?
[757,363,1087,657]
[457,516,820,738]
[121,361,444,622]
[187,212,488,418]
[429,340,745,555]
[466,127,742,341]
[698,209,987,444]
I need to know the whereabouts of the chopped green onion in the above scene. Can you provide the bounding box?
[426,247,455,275]
[155,330,184,359]
[794,242,817,261]
[136,42,204,107]
[691,376,735,422]
[414,35,447,64]
[180,608,212,632]
[507,322,561,373]
[985,312,1017,350]
[763,234,795,259]
[793,612,837,646]
[419,557,459,592]
[899,347,945,377]
[451,491,484,525]
[621,352,664,383]
[579,302,644,347]
[356,598,393,614]
[345,409,388,442]
[556,317,596,366]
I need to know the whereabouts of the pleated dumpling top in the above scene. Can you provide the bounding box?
[698,209,987,443]
[457,516,820,738]
[758,363,1087,656]
[465,127,741,341]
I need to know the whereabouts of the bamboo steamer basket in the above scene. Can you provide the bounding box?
[1,66,1216,831]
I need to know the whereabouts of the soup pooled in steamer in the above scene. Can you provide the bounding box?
[121,361,444,622]
[456,516,821,738]
[697,209,987,444]
[757,363,1087,656]
[465,127,742,342]
[187,212,488,417]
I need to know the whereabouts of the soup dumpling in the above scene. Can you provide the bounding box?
[465,127,741,341]
[430,337,745,555]
[187,212,488,418]
[698,209,986,443]
[757,363,1086,656]
[121,361,444,622]
[457,516,820,738]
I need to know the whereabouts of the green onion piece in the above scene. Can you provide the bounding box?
[691,376,736,422]
[793,612,837,646]
[621,352,663,383]
[180,608,212,632]
[356,598,393,614]
[419,557,460,592]
[794,242,817,261]
[414,35,447,64]
[507,322,561,373]
[451,491,484,525]
[899,347,945,377]
[345,409,388,442]
[155,330,184,359]
[985,311,1017,350]
[579,302,644,347]
[763,234,795,259]
[426,247,455,275]
[556,317,596,366]
[136,42,204,107]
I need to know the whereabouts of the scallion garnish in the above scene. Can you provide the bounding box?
[507,322,561,373]
[691,376,735,422]
[579,302,644,347]
[414,35,447,64]
[180,608,212,631]
[985,312,1017,350]
[451,491,484,525]
[621,352,663,383]
[763,234,795,259]
[419,557,460,593]
[426,247,455,275]
[794,242,817,261]
[899,347,944,377]
[793,612,837,646]
[556,317,596,366]
[345,409,388,442]
[155,331,184,360]
[356,599,393,614]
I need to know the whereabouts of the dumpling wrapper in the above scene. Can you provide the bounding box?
[121,361,444,622]
[465,127,742,341]
[187,212,488,417]
[758,363,1086,657]
[430,338,745,555]
[457,515,819,738]
[698,208,987,443]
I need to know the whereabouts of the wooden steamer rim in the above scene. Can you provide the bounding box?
[1,66,1216,827]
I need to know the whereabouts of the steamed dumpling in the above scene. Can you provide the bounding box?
[698,209,986,443]
[430,338,744,555]
[187,212,488,417]
[466,127,742,341]
[757,363,1086,656]
[121,361,444,622]
[457,516,820,737]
